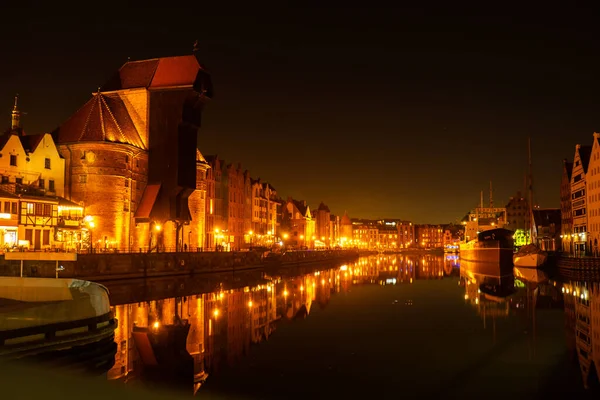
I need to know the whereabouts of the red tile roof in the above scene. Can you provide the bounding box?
[101,55,201,91]
[53,93,146,149]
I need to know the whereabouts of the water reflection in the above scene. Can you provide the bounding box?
[102,254,600,396]
[104,254,452,393]
[555,275,600,390]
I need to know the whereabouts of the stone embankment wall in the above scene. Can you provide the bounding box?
[0,250,359,281]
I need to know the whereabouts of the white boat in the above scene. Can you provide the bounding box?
[0,277,117,374]
[513,138,546,268]
[513,244,547,268]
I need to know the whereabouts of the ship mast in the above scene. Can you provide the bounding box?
[528,137,535,245]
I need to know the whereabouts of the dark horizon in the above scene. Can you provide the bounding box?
[2,5,599,223]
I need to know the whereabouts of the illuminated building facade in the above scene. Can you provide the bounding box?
[54,51,213,252]
[205,155,224,249]
[224,163,247,250]
[186,150,209,250]
[571,144,592,255]
[396,221,414,248]
[314,202,331,246]
[586,132,600,256]
[340,211,352,245]
[415,224,444,249]
[352,223,378,249]
[0,99,84,250]
[250,179,278,244]
[561,159,574,253]
[377,222,398,250]
[282,198,315,248]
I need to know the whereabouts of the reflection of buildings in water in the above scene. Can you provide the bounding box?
[561,281,600,389]
[107,254,453,389]
[459,260,514,317]
[108,282,279,382]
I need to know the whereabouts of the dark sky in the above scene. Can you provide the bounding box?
[1,5,600,223]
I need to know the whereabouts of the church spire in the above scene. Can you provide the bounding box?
[11,94,20,129]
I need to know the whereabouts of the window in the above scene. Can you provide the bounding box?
[1,176,7,184]
[124,201,129,212]
[44,158,51,169]
[43,230,50,246]
[15,177,22,184]
[9,155,16,166]
[39,179,44,189]
[49,180,55,192]
[79,175,87,184]
[3,202,9,214]
[11,202,16,215]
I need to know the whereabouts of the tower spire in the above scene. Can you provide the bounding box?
[11,94,20,129]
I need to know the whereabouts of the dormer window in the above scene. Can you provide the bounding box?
[10,155,16,166]
[45,158,51,169]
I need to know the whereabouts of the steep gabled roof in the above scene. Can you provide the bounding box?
[52,93,146,149]
[101,55,202,91]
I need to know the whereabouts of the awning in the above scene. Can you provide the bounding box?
[135,183,161,221]
[57,197,84,209]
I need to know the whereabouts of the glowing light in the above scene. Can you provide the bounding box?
[283,233,289,239]
[248,300,253,307]
[340,265,348,271]
[249,230,253,235]
[154,224,162,231]
[283,290,288,296]
[219,292,224,299]
[213,309,220,317]
[153,321,160,329]
[89,221,95,228]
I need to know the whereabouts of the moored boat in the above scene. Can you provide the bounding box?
[0,277,117,375]
[513,137,547,268]
[459,228,514,264]
[513,243,547,268]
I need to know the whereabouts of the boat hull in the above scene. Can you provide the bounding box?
[459,242,513,265]
[513,251,547,268]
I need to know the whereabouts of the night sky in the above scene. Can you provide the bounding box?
[2,5,600,223]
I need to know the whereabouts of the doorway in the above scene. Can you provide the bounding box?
[34,229,41,250]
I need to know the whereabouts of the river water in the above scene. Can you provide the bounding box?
[102,254,599,398]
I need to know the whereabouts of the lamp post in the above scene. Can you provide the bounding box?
[83,216,95,254]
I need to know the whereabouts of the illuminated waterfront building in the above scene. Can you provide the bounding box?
[0,97,84,250]
[560,159,574,253]
[586,132,600,256]
[314,202,331,247]
[282,198,315,248]
[53,50,213,252]
[339,211,352,246]
[415,224,444,249]
[396,221,414,248]
[570,144,592,255]
[250,178,279,244]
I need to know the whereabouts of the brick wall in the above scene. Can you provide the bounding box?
[59,142,148,251]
